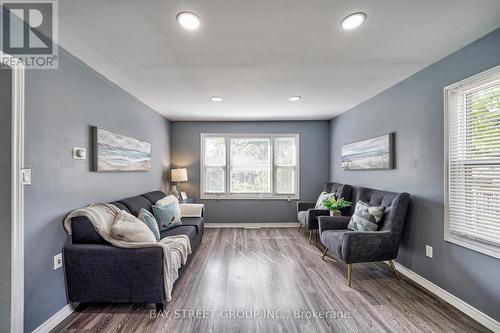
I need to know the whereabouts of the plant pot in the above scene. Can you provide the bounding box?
[330,210,341,217]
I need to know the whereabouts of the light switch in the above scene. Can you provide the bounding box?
[426,245,433,258]
[21,168,31,185]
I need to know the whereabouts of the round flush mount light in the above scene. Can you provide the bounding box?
[210,96,223,102]
[176,12,201,31]
[341,12,367,30]
[289,96,302,102]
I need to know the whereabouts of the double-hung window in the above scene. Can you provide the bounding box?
[444,65,500,259]
[201,133,299,199]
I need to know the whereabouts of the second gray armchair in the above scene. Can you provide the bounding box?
[297,182,353,244]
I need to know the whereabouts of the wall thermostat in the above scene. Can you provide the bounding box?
[73,147,87,160]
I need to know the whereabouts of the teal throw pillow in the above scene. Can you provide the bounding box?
[152,203,182,231]
[138,208,160,241]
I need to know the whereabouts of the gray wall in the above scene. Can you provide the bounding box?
[171,121,330,223]
[23,49,171,331]
[0,67,12,333]
[329,28,500,320]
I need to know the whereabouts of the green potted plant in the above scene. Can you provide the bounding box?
[323,197,352,216]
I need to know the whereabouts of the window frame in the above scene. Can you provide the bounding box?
[200,133,300,200]
[444,64,500,260]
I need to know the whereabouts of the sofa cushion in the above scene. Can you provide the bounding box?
[71,216,107,244]
[118,195,153,216]
[141,191,166,205]
[109,201,131,213]
[181,217,205,234]
[160,225,196,241]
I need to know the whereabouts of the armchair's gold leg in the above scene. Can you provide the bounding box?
[309,230,313,244]
[298,223,302,232]
[321,247,328,260]
[315,230,318,245]
[388,260,400,280]
[347,264,352,287]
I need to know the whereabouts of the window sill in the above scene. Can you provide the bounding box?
[445,234,500,260]
[201,195,299,201]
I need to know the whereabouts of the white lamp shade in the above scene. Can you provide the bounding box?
[171,168,188,182]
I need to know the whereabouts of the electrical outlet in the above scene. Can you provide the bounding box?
[425,245,433,258]
[54,253,63,270]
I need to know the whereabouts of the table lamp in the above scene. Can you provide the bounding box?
[170,168,188,199]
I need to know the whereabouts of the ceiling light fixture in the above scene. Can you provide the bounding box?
[341,12,367,30]
[176,12,201,31]
[289,96,302,102]
[210,96,223,102]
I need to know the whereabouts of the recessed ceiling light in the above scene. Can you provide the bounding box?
[210,96,223,102]
[176,12,201,31]
[341,12,367,30]
[289,96,302,102]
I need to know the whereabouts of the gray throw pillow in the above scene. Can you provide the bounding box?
[348,201,385,231]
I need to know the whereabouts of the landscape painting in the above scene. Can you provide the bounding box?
[341,133,394,170]
[93,127,151,172]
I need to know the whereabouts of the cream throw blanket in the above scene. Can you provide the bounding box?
[63,203,191,301]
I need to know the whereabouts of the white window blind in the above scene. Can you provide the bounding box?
[445,65,500,259]
[201,133,299,199]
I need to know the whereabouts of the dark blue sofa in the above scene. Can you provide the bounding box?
[63,191,204,310]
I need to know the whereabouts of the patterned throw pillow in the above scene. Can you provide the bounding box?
[315,191,336,209]
[152,203,182,231]
[348,201,385,231]
[111,210,157,243]
[156,194,177,207]
[138,208,161,241]
[156,195,182,220]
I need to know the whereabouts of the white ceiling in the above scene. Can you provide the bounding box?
[58,0,500,121]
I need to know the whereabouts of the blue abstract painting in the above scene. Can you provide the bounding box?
[93,127,151,172]
[341,134,394,170]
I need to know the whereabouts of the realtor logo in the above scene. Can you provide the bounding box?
[1,0,58,68]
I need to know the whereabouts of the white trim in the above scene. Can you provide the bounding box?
[205,222,299,228]
[200,133,300,200]
[443,64,500,260]
[390,261,499,332]
[444,64,500,92]
[1,51,25,333]
[32,303,79,333]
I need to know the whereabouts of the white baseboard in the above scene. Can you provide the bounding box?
[391,261,499,332]
[205,222,299,228]
[32,302,79,333]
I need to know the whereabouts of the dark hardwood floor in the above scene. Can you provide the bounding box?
[53,228,489,333]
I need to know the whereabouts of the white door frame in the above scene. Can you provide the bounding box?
[1,51,26,333]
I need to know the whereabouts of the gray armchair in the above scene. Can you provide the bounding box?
[319,187,410,287]
[297,182,353,244]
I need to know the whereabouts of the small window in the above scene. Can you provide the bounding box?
[444,65,500,259]
[201,133,299,199]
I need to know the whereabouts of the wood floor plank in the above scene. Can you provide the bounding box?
[52,228,490,333]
